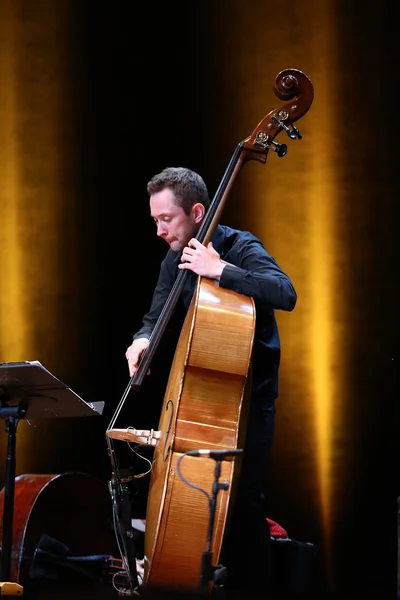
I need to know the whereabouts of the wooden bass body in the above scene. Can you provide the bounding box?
[143,276,255,592]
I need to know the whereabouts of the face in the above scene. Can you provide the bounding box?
[150,188,204,252]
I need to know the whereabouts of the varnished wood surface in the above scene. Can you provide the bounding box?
[143,277,255,592]
[0,472,118,585]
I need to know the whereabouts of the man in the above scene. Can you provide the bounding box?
[125,166,297,595]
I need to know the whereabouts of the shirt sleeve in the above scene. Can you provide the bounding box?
[219,239,297,311]
[133,251,178,340]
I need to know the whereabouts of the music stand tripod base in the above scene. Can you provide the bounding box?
[0,582,23,596]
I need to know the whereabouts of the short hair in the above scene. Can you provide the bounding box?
[147,167,210,215]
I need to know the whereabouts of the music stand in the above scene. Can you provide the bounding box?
[0,360,104,594]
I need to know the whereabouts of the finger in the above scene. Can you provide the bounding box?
[188,238,200,249]
[130,366,150,377]
[127,353,136,364]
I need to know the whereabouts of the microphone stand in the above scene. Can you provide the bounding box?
[198,459,229,595]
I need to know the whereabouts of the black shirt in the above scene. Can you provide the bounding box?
[133,224,297,401]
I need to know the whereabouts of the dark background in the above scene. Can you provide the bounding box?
[0,1,399,598]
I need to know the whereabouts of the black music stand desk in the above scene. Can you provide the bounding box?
[0,360,104,593]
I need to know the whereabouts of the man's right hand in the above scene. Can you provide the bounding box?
[125,337,150,377]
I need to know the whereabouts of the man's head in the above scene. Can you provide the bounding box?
[147,167,210,252]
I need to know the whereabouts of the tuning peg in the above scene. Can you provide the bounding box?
[254,131,287,157]
[272,114,302,140]
[270,141,288,157]
[289,123,302,139]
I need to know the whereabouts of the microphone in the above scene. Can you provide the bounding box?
[187,448,243,460]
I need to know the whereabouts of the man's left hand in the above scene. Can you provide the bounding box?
[178,239,225,280]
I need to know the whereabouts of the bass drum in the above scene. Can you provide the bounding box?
[0,472,118,586]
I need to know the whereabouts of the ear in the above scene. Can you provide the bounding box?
[192,202,205,223]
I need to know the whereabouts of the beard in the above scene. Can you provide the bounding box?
[168,239,185,253]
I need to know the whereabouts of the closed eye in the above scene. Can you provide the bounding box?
[153,216,172,225]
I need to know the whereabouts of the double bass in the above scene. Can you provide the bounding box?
[107,68,314,594]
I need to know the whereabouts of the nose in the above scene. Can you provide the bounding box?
[157,222,167,237]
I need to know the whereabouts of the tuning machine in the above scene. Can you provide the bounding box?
[254,131,288,158]
[272,109,302,140]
